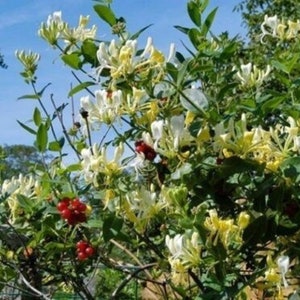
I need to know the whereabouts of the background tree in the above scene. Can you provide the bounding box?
[0,144,52,182]
[235,0,300,39]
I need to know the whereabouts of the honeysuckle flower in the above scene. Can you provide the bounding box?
[61,15,97,48]
[124,184,166,231]
[260,15,279,41]
[166,232,201,264]
[39,11,96,50]
[277,255,290,287]
[170,115,186,151]
[265,267,281,284]
[260,15,300,42]
[234,62,271,88]
[47,11,63,27]
[166,231,201,285]
[286,20,300,39]
[166,234,184,259]
[1,174,41,223]
[151,120,164,150]
[204,209,245,248]
[237,211,250,230]
[15,50,40,83]
[80,89,122,127]
[39,11,66,45]
[168,258,190,286]
[81,143,124,186]
[124,87,147,114]
[96,37,173,82]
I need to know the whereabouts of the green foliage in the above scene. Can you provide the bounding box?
[4,0,300,298]
[0,144,52,182]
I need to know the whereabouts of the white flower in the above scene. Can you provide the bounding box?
[46,11,63,27]
[261,15,279,39]
[234,62,271,88]
[81,143,124,186]
[170,115,185,151]
[166,234,184,259]
[277,255,290,287]
[166,232,201,267]
[151,120,164,150]
[80,89,122,126]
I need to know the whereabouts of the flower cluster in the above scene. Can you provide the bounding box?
[96,37,175,83]
[204,209,250,249]
[165,232,201,286]
[261,15,300,42]
[234,62,271,88]
[38,11,97,49]
[0,174,41,223]
[213,114,300,171]
[11,2,300,299]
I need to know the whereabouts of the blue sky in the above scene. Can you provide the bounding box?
[0,0,245,146]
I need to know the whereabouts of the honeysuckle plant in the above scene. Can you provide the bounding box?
[1,0,300,299]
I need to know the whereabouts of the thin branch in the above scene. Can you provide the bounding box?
[111,263,157,299]
[71,71,95,98]
[31,82,58,142]
[50,94,81,159]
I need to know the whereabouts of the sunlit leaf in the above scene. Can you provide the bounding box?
[94,4,116,26]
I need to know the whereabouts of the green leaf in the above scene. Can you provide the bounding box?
[36,123,48,152]
[171,163,193,180]
[180,88,208,113]
[68,81,96,97]
[130,24,153,40]
[65,163,82,172]
[201,7,218,37]
[188,28,201,48]
[281,156,300,182]
[166,62,178,82]
[61,53,82,70]
[94,5,117,26]
[219,156,265,178]
[48,138,64,152]
[271,60,290,74]
[174,25,190,35]
[199,0,210,13]
[187,1,201,27]
[17,120,36,135]
[37,83,52,97]
[260,96,285,112]
[18,94,40,100]
[103,213,124,242]
[243,215,267,245]
[33,107,42,126]
[81,40,98,66]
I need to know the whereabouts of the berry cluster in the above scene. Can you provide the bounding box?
[135,140,156,161]
[57,197,88,225]
[76,240,95,261]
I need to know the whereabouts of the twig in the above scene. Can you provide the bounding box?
[50,94,81,159]
[111,263,157,299]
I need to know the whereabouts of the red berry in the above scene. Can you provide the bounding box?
[144,148,156,161]
[135,141,156,161]
[57,201,68,211]
[76,240,88,252]
[85,247,95,256]
[61,209,71,220]
[77,213,87,223]
[77,202,87,212]
[72,198,81,209]
[67,214,77,225]
[77,251,88,261]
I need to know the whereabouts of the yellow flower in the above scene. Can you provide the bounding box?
[237,212,250,230]
[265,267,280,284]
